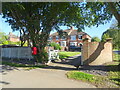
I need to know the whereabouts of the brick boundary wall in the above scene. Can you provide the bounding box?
[82,39,113,65]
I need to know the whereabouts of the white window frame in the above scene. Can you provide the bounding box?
[60,41,66,47]
[56,36,59,40]
[78,35,82,40]
[71,35,76,40]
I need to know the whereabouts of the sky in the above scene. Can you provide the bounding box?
[0,15,115,39]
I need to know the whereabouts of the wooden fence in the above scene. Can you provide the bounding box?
[1,47,33,60]
[1,47,59,61]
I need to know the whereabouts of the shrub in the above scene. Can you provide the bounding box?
[49,42,61,50]
[91,37,100,42]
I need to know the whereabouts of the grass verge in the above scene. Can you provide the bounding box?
[59,51,81,59]
[108,71,120,86]
[113,53,120,61]
[66,71,120,88]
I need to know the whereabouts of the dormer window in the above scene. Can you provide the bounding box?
[78,35,82,40]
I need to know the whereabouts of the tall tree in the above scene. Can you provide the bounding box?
[1,2,120,63]
[101,29,120,50]
[84,2,120,27]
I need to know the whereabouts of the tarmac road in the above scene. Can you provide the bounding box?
[1,54,96,88]
[1,66,96,88]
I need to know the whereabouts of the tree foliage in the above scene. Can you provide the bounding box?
[2,2,120,63]
[101,29,120,50]
[49,42,61,50]
[91,37,100,42]
[0,32,8,44]
[0,32,26,46]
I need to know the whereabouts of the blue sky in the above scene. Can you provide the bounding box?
[0,15,115,39]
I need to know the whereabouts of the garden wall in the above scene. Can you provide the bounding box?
[82,39,113,65]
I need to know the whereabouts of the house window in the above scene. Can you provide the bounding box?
[60,41,66,47]
[71,35,76,40]
[70,42,77,46]
[56,36,59,40]
[49,37,52,40]
[61,36,66,40]
[78,35,82,40]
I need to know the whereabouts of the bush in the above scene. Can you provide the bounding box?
[91,37,100,42]
[2,40,9,45]
[49,42,61,50]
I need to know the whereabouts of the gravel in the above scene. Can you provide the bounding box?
[80,69,108,76]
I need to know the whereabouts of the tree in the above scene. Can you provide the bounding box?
[84,2,120,27]
[101,33,110,42]
[91,37,100,42]
[0,32,22,46]
[2,2,120,63]
[101,29,120,50]
[0,32,8,44]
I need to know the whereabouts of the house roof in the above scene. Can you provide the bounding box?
[8,32,19,39]
[50,29,91,38]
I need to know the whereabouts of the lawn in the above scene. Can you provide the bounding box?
[66,52,120,88]
[113,53,120,61]
[59,51,81,59]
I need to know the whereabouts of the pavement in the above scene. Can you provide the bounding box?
[1,54,96,88]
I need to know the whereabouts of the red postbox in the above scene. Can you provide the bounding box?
[32,47,37,55]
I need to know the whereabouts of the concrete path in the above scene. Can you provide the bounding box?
[1,55,96,88]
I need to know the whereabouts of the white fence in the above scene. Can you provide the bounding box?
[48,50,59,60]
[1,47,59,61]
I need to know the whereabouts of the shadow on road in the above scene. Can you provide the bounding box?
[53,55,82,67]
[79,65,120,72]
[43,65,76,71]
[0,81,10,85]
[0,65,20,74]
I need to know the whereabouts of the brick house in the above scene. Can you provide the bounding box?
[8,32,20,42]
[48,27,91,51]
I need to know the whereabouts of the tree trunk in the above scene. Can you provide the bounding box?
[30,32,49,64]
[108,2,120,27]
